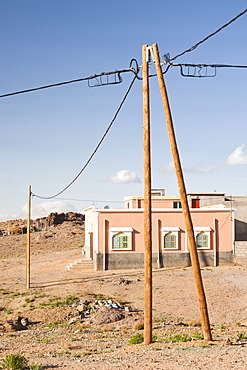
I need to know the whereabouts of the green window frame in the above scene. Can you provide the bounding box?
[196,232,208,249]
[162,227,180,250]
[112,233,129,249]
[164,232,176,249]
[110,228,133,251]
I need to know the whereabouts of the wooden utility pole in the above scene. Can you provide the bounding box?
[142,44,153,345]
[152,43,212,341]
[26,185,31,289]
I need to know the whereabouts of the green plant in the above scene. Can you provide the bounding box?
[65,296,80,305]
[86,292,104,300]
[217,324,224,330]
[237,332,247,341]
[128,333,144,345]
[29,364,42,370]
[45,320,64,328]
[171,334,191,342]
[128,333,157,345]
[161,334,192,343]
[6,309,13,315]
[25,298,35,304]
[192,332,204,340]
[1,354,28,369]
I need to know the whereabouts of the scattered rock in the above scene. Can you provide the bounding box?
[91,306,124,325]
[20,318,29,327]
[5,320,28,331]
[119,278,132,285]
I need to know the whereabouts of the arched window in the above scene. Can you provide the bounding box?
[196,232,208,249]
[164,232,176,249]
[110,228,133,250]
[162,227,180,249]
[194,228,211,249]
[113,232,129,249]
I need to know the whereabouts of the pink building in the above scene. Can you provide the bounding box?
[84,193,234,270]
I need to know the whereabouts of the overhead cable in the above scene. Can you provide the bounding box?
[170,62,247,78]
[32,74,138,200]
[0,59,140,98]
[167,8,247,62]
[45,197,123,203]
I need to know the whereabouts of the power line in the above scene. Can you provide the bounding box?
[1,8,246,99]
[171,62,247,78]
[41,197,123,204]
[0,60,140,98]
[32,73,138,200]
[168,8,247,62]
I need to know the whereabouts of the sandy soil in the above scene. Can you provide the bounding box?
[0,231,247,369]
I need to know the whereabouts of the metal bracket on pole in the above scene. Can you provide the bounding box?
[146,46,155,63]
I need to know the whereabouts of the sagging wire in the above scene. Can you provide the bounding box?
[148,8,247,78]
[48,197,123,204]
[32,73,138,200]
[0,59,141,98]
[168,8,247,63]
[169,62,247,78]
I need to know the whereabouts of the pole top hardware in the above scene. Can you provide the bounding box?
[146,46,155,63]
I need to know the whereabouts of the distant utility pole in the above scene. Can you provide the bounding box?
[142,44,153,345]
[26,185,31,289]
[152,43,212,341]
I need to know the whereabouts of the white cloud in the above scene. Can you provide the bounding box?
[0,212,18,222]
[226,144,247,165]
[184,165,218,174]
[109,170,141,184]
[164,161,218,174]
[164,161,175,173]
[20,201,77,220]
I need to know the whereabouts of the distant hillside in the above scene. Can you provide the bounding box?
[0,212,85,236]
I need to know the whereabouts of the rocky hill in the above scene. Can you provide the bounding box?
[0,212,85,236]
[0,212,85,259]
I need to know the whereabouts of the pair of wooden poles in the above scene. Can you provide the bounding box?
[26,43,212,343]
[143,43,212,344]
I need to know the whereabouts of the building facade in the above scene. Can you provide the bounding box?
[84,193,234,271]
[187,193,247,241]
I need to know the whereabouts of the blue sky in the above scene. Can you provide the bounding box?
[1,0,247,221]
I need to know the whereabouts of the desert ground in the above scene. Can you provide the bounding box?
[0,223,247,369]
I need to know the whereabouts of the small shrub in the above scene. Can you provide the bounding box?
[128,333,144,345]
[45,321,63,328]
[29,364,42,370]
[171,334,191,342]
[65,296,79,305]
[217,324,224,330]
[237,332,247,341]
[162,334,192,343]
[192,332,204,340]
[1,354,28,369]
[25,298,35,304]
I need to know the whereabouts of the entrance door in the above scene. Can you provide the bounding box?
[89,232,93,260]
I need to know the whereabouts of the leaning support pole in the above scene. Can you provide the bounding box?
[152,43,212,341]
[26,185,31,289]
[142,44,153,345]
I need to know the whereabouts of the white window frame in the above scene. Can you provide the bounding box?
[162,227,180,250]
[110,227,133,251]
[194,227,211,250]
